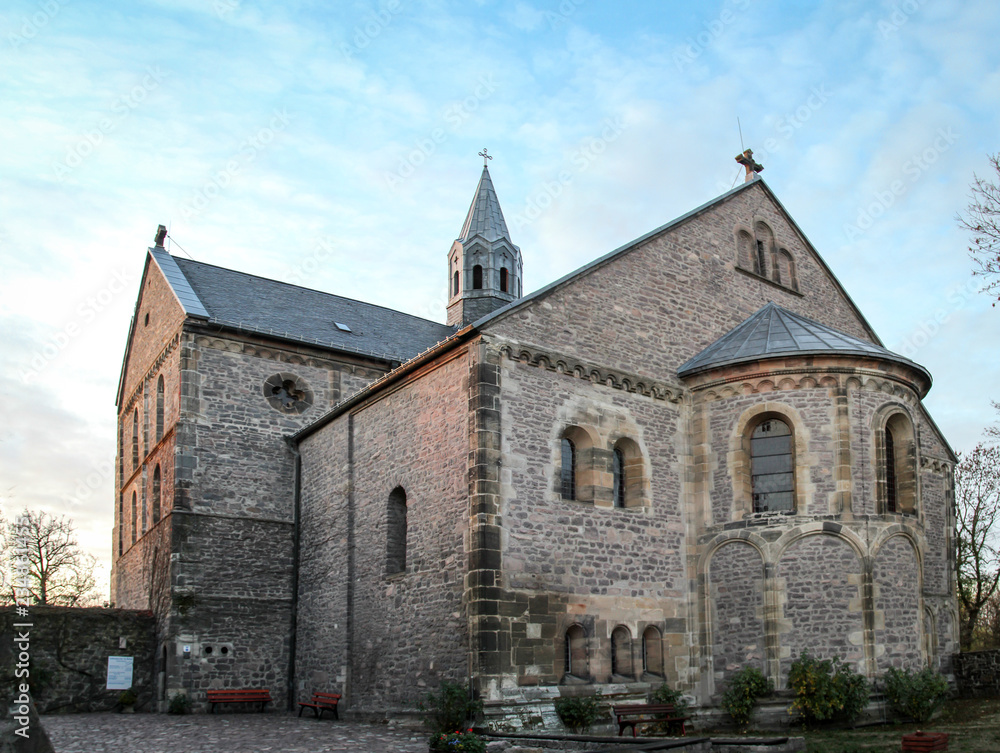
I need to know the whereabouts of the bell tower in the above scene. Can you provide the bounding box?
[447,151,523,327]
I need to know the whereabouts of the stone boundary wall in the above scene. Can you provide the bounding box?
[0,606,156,713]
[953,650,1000,698]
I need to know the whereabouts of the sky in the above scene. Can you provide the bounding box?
[1,0,998,599]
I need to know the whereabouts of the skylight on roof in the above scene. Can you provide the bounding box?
[334,322,352,332]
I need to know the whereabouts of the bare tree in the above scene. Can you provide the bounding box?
[2,509,99,607]
[958,152,1000,306]
[956,443,1000,650]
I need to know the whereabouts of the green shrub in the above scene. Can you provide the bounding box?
[881,667,949,722]
[168,692,191,715]
[554,694,604,733]
[721,666,772,729]
[428,730,487,752]
[118,689,137,706]
[650,682,690,717]
[788,651,869,726]
[421,681,483,736]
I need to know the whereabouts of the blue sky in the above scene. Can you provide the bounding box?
[2,0,998,596]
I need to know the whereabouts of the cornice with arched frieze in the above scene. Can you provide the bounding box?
[690,366,920,405]
[121,334,180,415]
[497,342,684,404]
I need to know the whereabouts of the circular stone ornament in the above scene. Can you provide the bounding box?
[262,373,314,414]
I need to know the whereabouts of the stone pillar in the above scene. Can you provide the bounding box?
[465,339,506,698]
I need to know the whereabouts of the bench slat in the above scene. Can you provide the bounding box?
[298,691,341,720]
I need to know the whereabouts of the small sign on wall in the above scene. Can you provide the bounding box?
[107,656,134,690]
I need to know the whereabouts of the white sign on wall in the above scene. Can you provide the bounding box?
[106,656,134,690]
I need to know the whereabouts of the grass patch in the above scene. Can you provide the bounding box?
[788,698,1000,753]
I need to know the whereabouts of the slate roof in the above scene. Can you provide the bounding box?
[150,247,455,363]
[676,302,931,383]
[458,165,514,244]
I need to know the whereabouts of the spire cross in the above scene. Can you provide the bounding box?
[478,148,492,166]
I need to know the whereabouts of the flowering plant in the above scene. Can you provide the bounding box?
[428,729,486,752]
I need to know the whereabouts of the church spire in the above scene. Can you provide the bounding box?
[447,154,523,327]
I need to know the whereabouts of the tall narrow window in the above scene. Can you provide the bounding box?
[386,486,407,575]
[156,376,164,441]
[132,410,139,470]
[750,418,794,513]
[118,496,124,557]
[500,267,509,293]
[613,448,626,508]
[885,427,897,513]
[453,270,460,297]
[473,265,483,289]
[611,626,633,677]
[642,626,663,676]
[756,240,766,275]
[564,625,587,679]
[131,491,138,545]
[560,438,576,501]
[152,465,161,524]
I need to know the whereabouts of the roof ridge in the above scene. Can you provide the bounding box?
[172,254,451,328]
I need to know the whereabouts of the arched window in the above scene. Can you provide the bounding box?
[750,418,794,513]
[560,438,576,501]
[132,409,139,470]
[611,626,633,677]
[878,410,917,515]
[473,264,483,290]
[885,428,897,513]
[453,270,460,297]
[613,448,626,508]
[152,465,161,524]
[564,625,587,679]
[386,486,407,575]
[500,267,509,293]
[755,240,767,275]
[642,626,663,676]
[156,376,164,441]
[777,248,798,290]
[118,496,124,557]
[131,491,138,545]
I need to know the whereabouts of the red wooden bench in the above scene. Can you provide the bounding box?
[298,691,341,719]
[206,688,271,713]
[612,703,689,737]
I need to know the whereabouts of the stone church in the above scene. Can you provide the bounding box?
[112,158,959,721]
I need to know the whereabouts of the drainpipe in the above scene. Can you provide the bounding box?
[286,438,302,712]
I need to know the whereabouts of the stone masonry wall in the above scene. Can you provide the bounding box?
[295,419,352,705]
[487,350,688,698]
[873,535,922,671]
[486,181,876,384]
[297,347,472,714]
[708,542,765,682]
[954,649,1000,698]
[777,535,865,679]
[0,606,156,713]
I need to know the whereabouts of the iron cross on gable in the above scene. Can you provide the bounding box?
[479,148,492,166]
[735,148,764,182]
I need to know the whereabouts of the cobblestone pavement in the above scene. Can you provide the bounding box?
[41,712,430,753]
